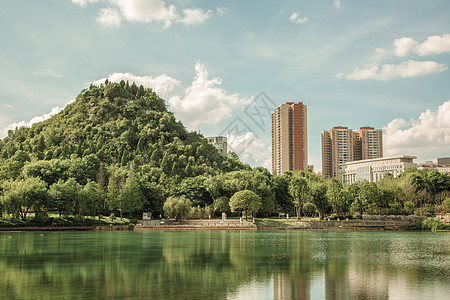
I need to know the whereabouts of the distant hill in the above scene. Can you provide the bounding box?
[0,80,245,184]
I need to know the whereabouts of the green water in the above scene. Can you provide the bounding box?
[0,230,449,299]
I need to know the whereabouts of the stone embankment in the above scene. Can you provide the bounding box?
[134,219,257,231]
[258,215,425,231]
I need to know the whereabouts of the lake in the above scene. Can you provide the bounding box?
[1,230,449,299]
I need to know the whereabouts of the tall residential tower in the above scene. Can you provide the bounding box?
[271,102,307,175]
[322,126,383,179]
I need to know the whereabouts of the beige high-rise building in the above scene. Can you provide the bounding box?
[271,102,307,175]
[322,126,383,179]
[359,127,383,160]
[322,127,355,179]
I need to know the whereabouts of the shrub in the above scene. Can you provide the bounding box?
[422,217,450,231]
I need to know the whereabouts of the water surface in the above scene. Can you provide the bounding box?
[1,230,449,299]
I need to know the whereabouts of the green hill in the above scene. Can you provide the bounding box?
[0,81,246,216]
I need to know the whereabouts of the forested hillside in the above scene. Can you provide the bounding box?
[0,81,247,219]
[0,81,449,226]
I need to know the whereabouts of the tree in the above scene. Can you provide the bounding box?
[163,196,192,220]
[49,178,79,217]
[310,182,329,219]
[272,175,293,214]
[118,170,143,219]
[77,180,99,219]
[288,177,310,219]
[229,190,261,220]
[326,178,347,216]
[1,177,48,221]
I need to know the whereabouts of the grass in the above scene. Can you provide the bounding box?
[0,212,134,228]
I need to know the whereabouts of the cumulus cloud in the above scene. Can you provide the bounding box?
[415,34,450,56]
[383,100,450,160]
[289,13,309,24]
[168,62,250,129]
[180,8,212,26]
[394,34,450,56]
[96,7,121,27]
[393,37,418,57]
[340,33,450,80]
[93,63,250,129]
[93,72,180,98]
[73,0,213,29]
[227,133,270,167]
[0,101,74,139]
[343,60,447,80]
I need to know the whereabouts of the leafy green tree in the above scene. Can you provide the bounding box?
[1,177,48,220]
[229,190,261,220]
[49,178,79,217]
[77,180,99,219]
[163,196,192,220]
[310,182,328,219]
[272,175,293,214]
[213,196,230,214]
[326,178,347,216]
[289,176,310,219]
[118,170,143,218]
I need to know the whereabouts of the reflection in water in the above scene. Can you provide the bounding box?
[0,231,449,299]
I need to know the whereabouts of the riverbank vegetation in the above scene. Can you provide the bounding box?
[0,82,449,227]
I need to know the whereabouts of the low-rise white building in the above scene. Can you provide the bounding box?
[206,136,227,156]
[340,155,416,184]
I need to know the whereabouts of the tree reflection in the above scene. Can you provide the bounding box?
[0,231,449,299]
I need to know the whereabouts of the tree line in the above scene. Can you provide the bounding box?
[0,82,449,223]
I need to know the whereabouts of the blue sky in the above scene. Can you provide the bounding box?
[1,0,450,171]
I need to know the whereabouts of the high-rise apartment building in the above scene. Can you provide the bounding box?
[322,126,383,179]
[271,102,307,175]
[359,127,383,160]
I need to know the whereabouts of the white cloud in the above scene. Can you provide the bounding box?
[289,13,309,24]
[72,0,100,7]
[73,0,213,29]
[383,100,450,160]
[334,0,341,9]
[5,105,13,109]
[96,7,121,27]
[393,34,450,57]
[340,34,450,80]
[343,60,447,80]
[168,62,250,129]
[227,133,269,167]
[0,100,74,139]
[415,34,450,56]
[393,37,418,57]
[180,8,212,26]
[93,72,180,98]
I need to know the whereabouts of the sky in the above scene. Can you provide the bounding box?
[1,0,450,172]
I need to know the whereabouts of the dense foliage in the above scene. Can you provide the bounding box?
[0,81,246,221]
[1,81,449,223]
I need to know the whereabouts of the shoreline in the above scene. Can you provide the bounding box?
[0,218,442,232]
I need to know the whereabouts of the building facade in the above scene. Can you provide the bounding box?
[206,136,227,156]
[341,155,416,184]
[437,157,450,165]
[322,126,383,178]
[271,102,307,175]
[359,127,383,160]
